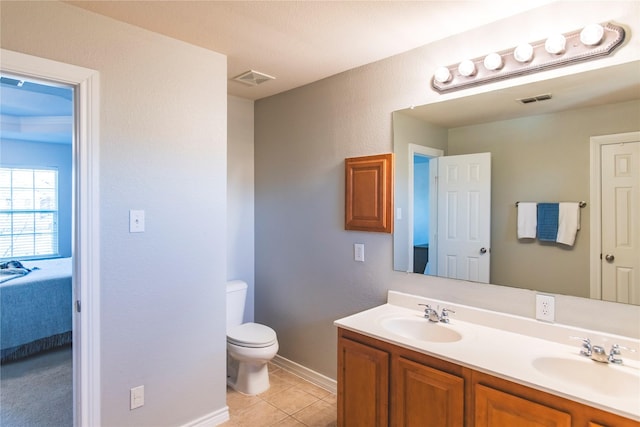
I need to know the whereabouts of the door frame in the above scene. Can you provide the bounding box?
[1,49,101,426]
[589,131,640,300]
[407,144,443,273]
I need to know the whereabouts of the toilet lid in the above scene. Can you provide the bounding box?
[227,323,277,348]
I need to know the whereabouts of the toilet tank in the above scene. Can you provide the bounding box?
[226,280,248,331]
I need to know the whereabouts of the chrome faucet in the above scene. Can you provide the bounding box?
[571,336,636,364]
[418,304,455,323]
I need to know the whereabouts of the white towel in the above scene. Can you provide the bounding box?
[517,202,537,239]
[556,202,580,246]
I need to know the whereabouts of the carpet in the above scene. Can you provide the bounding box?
[1,346,72,427]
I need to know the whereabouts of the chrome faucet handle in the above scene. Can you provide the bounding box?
[609,344,636,365]
[440,308,455,323]
[570,336,592,357]
[418,303,434,316]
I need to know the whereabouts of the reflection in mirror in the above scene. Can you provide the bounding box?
[393,61,640,305]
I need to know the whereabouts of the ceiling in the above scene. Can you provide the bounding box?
[65,0,557,100]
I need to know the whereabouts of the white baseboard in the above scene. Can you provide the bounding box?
[272,355,337,395]
[181,406,229,427]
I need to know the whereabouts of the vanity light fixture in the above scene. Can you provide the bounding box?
[458,59,476,77]
[432,22,625,93]
[483,53,503,71]
[513,43,534,63]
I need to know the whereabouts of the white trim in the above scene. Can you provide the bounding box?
[407,144,443,274]
[272,355,337,395]
[180,406,230,427]
[589,131,640,301]
[1,49,101,427]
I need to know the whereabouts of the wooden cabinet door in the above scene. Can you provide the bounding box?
[393,356,464,427]
[338,336,390,427]
[475,383,571,427]
[345,153,394,233]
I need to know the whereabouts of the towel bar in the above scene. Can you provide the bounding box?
[515,201,586,208]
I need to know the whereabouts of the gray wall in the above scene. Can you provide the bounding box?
[255,1,640,380]
[228,95,255,323]
[448,100,640,297]
[1,2,228,426]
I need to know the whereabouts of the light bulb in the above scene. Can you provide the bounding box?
[483,53,503,71]
[434,66,452,83]
[514,43,534,63]
[545,34,566,55]
[580,23,604,46]
[458,60,476,77]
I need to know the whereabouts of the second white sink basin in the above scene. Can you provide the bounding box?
[379,316,462,343]
[532,356,640,399]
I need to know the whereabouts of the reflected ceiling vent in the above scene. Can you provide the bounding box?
[517,93,552,104]
[232,70,275,86]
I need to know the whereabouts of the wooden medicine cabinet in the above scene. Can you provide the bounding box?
[345,153,393,233]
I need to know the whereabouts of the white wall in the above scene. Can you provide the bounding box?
[255,1,640,380]
[1,2,228,426]
[228,95,255,323]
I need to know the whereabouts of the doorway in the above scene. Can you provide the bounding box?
[1,49,101,426]
[590,131,640,304]
[0,74,74,425]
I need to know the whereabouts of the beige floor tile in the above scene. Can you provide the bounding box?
[291,379,331,399]
[257,373,295,399]
[226,387,262,412]
[262,386,319,415]
[275,416,307,426]
[292,399,337,427]
[226,400,289,427]
[321,393,337,405]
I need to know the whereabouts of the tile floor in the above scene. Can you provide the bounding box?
[222,363,337,427]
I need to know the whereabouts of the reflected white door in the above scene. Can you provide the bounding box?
[601,140,639,304]
[437,153,491,283]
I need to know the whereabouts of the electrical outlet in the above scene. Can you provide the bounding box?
[130,385,144,410]
[535,294,555,322]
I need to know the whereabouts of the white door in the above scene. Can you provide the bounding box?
[436,153,491,283]
[601,140,639,304]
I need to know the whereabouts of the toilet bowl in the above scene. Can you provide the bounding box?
[226,280,279,395]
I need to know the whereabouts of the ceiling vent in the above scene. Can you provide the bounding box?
[517,93,552,104]
[232,70,275,86]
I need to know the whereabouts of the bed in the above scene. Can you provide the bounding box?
[1,257,72,363]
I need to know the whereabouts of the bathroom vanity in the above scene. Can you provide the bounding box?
[334,292,640,427]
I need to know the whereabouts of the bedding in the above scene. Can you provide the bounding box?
[1,257,72,363]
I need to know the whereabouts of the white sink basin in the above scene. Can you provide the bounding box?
[532,356,640,398]
[379,316,462,343]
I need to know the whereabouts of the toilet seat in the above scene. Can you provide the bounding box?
[227,322,277,348]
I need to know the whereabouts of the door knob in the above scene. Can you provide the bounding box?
[480,247,487,254]
[605,254,615,262]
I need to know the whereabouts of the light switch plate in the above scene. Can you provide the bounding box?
[129,210,145,233]
[354,243,364,262]
[130,385,144,410]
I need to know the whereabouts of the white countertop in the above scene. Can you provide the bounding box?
[334,291,640,421]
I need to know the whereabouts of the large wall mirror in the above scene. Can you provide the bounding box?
[393,60,640,305]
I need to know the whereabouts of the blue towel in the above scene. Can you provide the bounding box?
[537,203,559,241]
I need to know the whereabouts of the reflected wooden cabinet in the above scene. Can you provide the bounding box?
[338,328,638,427]
[345,153,393,233]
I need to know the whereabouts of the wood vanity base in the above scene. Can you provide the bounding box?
[337,328,638,427]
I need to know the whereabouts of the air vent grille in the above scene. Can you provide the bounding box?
[232,70,275,86]
[517,93,552,104]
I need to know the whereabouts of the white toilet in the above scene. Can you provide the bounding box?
[226,280,279,395]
